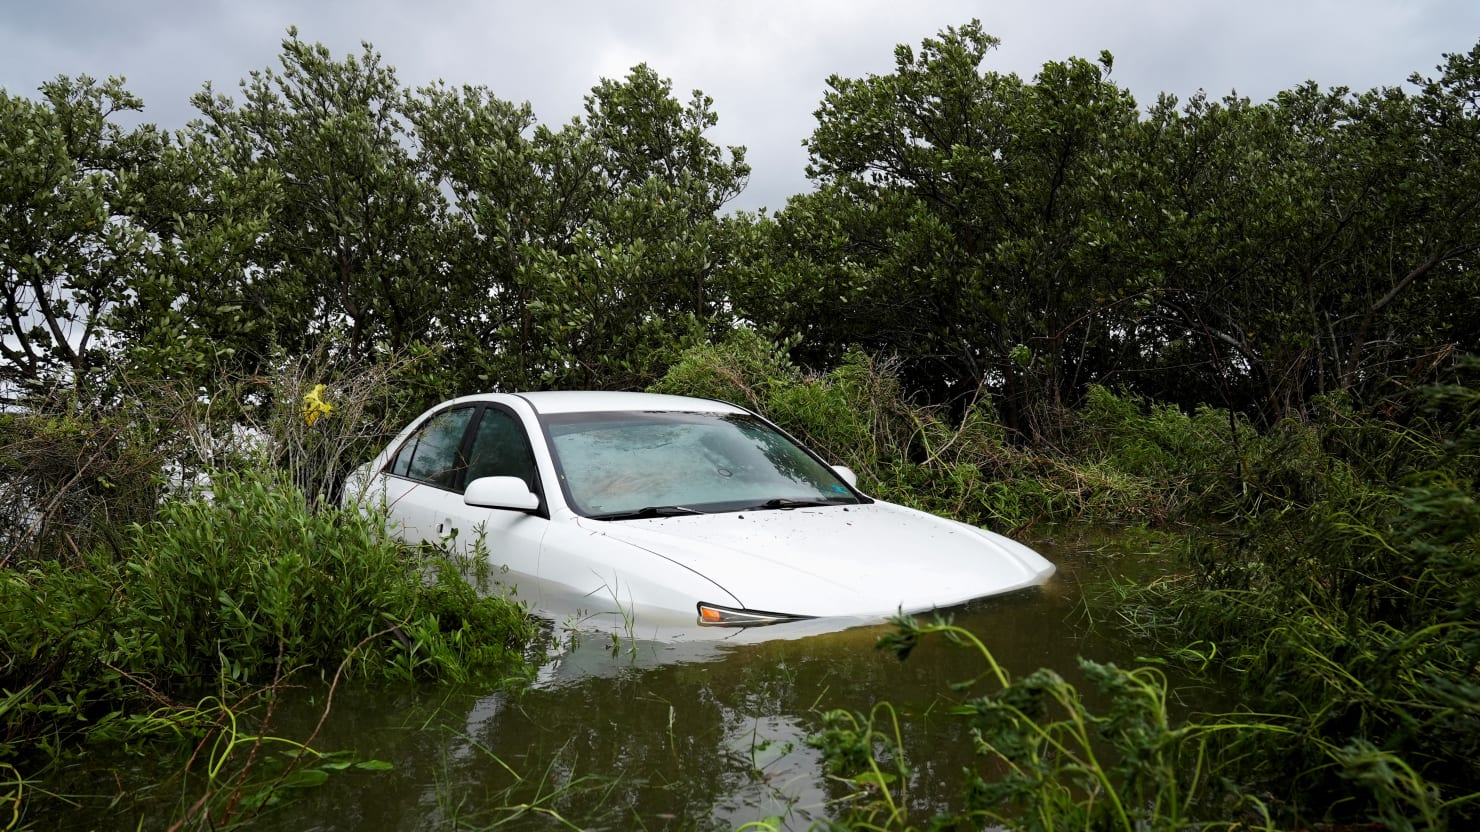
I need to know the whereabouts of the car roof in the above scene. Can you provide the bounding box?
[511,390,750,416]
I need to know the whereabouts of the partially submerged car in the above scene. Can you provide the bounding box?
[345,391,1054,630]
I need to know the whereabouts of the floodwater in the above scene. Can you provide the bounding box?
[39,526,1212,830]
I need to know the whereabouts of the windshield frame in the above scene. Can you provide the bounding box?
[535,408,871,520]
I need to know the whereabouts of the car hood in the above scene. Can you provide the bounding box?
[574,501,1054,618]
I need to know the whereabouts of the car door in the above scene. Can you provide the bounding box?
[439,404,550,602]
[380,405,477,545]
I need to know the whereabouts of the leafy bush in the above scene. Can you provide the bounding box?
[647,327,804,411]
[1121,365,1480,827]
[0,407,165,566]
[0,470,535,762]
[1075,385,1251,496]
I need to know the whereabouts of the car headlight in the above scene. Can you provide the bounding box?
[696,602,813,627]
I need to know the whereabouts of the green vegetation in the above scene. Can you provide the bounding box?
[6,23,1477,423]
[726,362,1475,829]
[2,16,1477,831]
[5,471,532,695]
[809,617,1292,831]
[652,330,1180,528]
[809,610,1474,831]
[0,355,535,828]
[0,470,534,727]
[0,469,535,828]
[1115,365,1480,827]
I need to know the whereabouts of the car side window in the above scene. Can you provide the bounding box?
[465,407,538,490]
[388,407,474,489]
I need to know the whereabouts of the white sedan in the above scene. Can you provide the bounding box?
[346,391,1054,631]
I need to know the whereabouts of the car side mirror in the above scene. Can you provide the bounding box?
[831,465,859,487]
[463,476,540,511]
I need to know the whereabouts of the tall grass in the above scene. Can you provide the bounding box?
[808,614,1477,831]
[1115,363,1480,828]
[0,470,535,827]
[1120,482,1480,827]
[810,616,1303,831]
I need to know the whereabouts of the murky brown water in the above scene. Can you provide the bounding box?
[38,526,1212,830]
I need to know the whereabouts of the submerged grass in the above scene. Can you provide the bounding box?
[811,616,1301,831]
[431,740,624,831]
[809,614,1477,831]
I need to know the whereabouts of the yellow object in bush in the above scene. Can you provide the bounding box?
[302,384,335,426]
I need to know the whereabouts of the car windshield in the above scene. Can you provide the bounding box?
[541,410,863,518]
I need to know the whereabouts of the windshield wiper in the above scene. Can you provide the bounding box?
[590,505,704,521]
[746,497,847,511]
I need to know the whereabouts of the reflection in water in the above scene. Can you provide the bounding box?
[37,528,1196,830]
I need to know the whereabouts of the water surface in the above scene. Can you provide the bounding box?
[43,526,1204,830]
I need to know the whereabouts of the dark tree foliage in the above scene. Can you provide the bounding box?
[1,32,749,406]
[736,22,1143,438]
[0,23,1474,434]
[735,22,1480,435]
[412,62,749,393]
[0,76,160,399]
[183,30,452,364]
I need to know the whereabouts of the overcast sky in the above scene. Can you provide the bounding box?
[3,1,1477,212]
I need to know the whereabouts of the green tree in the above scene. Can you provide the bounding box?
[186,29,452,365]
[1118,90,1320,417]
[1125,48,1480,423]
[750,23,1479,432]
[414,63,750,391]
[1337,45,1480,392]
[108,111,283,386]
[0,76,160,399]
[749,21,1138,438]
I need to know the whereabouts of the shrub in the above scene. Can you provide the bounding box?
[0,470,535,762]
[1121,365,1480,827]
[0,407,165,567]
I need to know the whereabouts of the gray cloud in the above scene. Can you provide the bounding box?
[3,0,1476,212]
